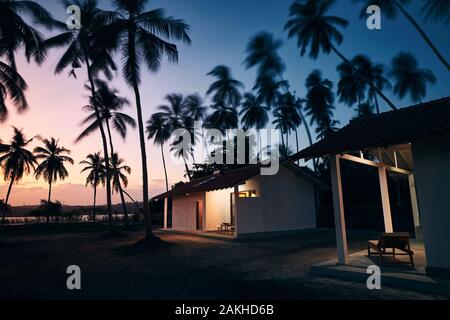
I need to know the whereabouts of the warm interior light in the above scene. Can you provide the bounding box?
[238,190,257,198]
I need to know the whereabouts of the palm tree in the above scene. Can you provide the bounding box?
[147,113,172,195]
[0,0,60,120]
[244,32,287,108]
[34,138,74,223]
[110,0,191,240]
[184,93,208,152]
[422,0,450,24]
[77,80,136,225]
[207,65,244,108]
[304,70,337,140]
[240,92,269,154]
[316,117,340,140]
[353,55,391,114]
[356,0,449,70]
[389,52,437,103]
[285,0,397,110]
[204,103,239,135]
[110,153,131,226]
[80,153,105,221]
[279,92,303,156]
[0,127,36,225]
[156,94,198,179]
[0,60,28,121]
[44,0,119,233]
[337,59,366,108]
[0,0,57,68]
[354,102,375,119]
[243,31,314,167]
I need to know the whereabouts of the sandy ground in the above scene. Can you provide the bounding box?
[0,227,445,300]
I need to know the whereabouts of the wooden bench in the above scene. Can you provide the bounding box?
[368,232,415,267]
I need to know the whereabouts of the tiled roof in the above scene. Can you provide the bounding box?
[291,97,450,160]
[152,162,327,200]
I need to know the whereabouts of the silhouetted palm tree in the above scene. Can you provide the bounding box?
[80,152,105,221]
[304,70,337,140]
[205,103,239,135]
[110,153,131,226]
[244,32,287,108]
[337,59,366,108]
[285,0,397,110]
[422,0,450,24]
[354,102,375,119]
[44,0,119,233]
[240,92,269,155]
[110,0,191,240]
[0,127,36,225]
[184,93,208,151]
[281,92,304,155]
[156,94,199,179]
[0,0,57,68]
[34,138,74,223]
[354,55,391,114]
[337,55,391,114]
[77,80,135,224]
[0,0,56,120]
[272,106,291,150]
[147,113,172,194]
[316,117,340,140]
[207,65,243,108]
[356,0,449,70]
[77,80,135,144]
[389,52,436,103]
[0,60,28,121]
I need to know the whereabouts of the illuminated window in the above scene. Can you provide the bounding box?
[238,190,258,198]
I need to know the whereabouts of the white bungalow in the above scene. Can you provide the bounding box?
[153,162,326,238]
[293,97,450,277]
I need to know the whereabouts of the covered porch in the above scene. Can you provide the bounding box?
[292,98,450,284]
[328,143,422,266]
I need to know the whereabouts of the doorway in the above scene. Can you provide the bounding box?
[196,200,204,231]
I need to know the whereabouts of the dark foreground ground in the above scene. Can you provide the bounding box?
[0,226,445,300]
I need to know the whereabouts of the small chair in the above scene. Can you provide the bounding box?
[368,232,415,267]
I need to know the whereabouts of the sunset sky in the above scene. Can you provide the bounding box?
[0,0,449,206]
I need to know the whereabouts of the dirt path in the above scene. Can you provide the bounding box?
[0,228,444,300]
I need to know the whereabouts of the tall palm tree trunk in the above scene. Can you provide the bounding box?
[127,29,154,240]
[280,130,285,149]
[93,185,97,222]
[105,121,129,227]
[183,156,192,181]
[298,109,317,170]
[46,177,52,224]
[373,94,381,114]
[1,177,15,226]
[83,50,114,233]
[330,45,397,111]
[393,1,449,71]
[161,144,169,192]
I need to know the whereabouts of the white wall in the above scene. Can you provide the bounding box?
[205,188,233,231]
[236,166,317,235]
[172,192,205,231]
[412,133,450,272]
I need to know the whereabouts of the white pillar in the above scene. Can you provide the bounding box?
[329,155,348,265]
[408,174,421,238]
[163,197,168,229]
[234,185,239,235]
[378,167,393,233]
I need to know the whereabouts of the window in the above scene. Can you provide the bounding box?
[238,190,258,198]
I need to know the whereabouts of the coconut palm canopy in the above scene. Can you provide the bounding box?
[0,0,448,207]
